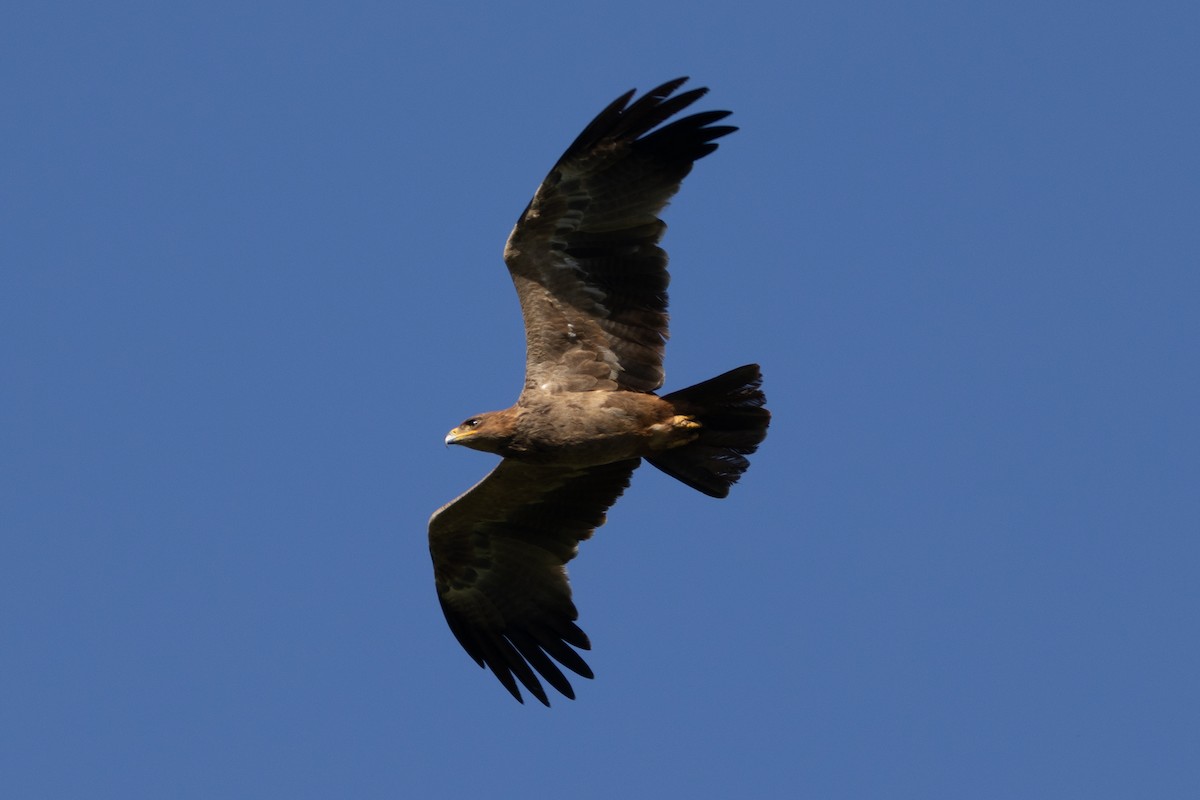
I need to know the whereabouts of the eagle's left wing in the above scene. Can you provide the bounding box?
[503,77,736,394]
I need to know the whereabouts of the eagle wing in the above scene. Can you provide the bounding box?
[503,77,736,394]
[428,458,639,705]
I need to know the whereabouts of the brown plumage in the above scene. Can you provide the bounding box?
[428,78,770,706]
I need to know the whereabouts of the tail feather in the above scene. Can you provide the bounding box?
[647,364,770,498]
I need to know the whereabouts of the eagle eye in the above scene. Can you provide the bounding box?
[463,417,482,429]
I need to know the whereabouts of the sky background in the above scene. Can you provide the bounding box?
[3,1,1198,797]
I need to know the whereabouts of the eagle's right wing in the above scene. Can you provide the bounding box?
[428,458,639,705]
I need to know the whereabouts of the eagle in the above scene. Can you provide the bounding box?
[428,78,770,705]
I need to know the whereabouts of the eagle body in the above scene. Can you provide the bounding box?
[427,79,771,706]
[446,389,690,466]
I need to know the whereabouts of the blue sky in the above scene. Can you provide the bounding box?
[3,1,1198,797]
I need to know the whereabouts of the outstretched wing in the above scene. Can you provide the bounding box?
[504,77,736,394]
[428,458,639,705]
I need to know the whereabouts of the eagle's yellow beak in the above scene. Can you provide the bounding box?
[444,427,471,446]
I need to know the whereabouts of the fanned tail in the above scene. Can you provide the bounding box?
[647,364,770,498]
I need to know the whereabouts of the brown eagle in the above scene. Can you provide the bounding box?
[428,78,770,705]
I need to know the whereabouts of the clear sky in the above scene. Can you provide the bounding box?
[4,2,1198,798]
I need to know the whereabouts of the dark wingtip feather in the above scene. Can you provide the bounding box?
[509,630,577,700]
[439,592,596,705]
[637,76,692,106]
[559,77,732,164]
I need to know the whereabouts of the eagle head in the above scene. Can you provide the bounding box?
[444,409,517,454]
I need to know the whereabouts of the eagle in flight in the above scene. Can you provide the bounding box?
[428,78,770,705]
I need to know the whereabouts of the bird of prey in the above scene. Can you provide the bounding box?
[428,78,770,705]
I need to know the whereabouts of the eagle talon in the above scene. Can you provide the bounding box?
[647,415,702,450]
